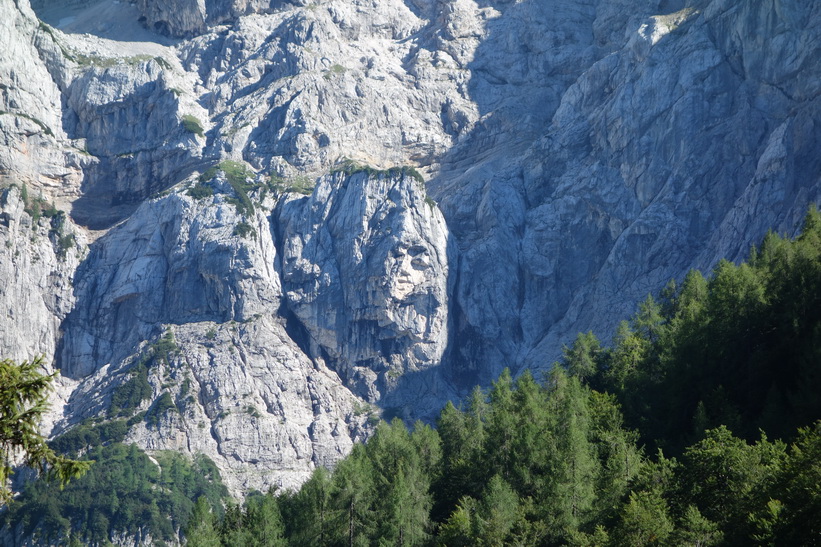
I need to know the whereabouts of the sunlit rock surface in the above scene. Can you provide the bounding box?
[0,0,819,499]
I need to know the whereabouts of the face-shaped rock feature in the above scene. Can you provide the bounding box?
[278,170,453,405]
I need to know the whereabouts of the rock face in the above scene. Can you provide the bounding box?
[0,186,84,364]
[431,0,821,379]
[57,172,374,494]
[278,169,456,416]
[63,58,204,227]
[137,0,293,38]
[0,0,819,504]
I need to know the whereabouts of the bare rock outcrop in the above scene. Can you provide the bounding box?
[137,0,297,38]
[1,0,820,503]
[0,186,84,364]
[277,169,456,417]
[430,0,821,377]
[56,172,371,494]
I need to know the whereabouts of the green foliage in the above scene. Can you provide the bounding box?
[323,64,347,80]
[198,160,262,216]
[49,418,129,455]
[279,466,332,545]
[0,357,90,505]
[219,160,253,187]
[2,443,228,544]
[612,489,673,546]
[564,331,602,381]
[108,330,179,418]
[577,206,821,452]
[265,173,315,196]
[182,114,205,138]
[244,405,261,418]
[288,176,315,195]
[202,367,647,545]
[23,206,821,546]
[144,392,176,429]
[199,166,219,183]
[366,419,434,545]
[108,366,152,418]
[672,505,723,546]
[768,422,821,544]
[187,182,214,200]
[233,221,256,239]
[330,159,425,184]
[680,427,785,540]
[18,184,60,229]
[186,496,222,546]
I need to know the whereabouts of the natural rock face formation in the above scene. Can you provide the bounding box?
[278,169,455,416]
[0,0,819,501]
[0,186,84,364]
[56,172,375,493]
[137,0,294,38]
[64,59,204,227]
[432,0,821,379]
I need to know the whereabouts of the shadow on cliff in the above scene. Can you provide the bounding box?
[407,0,567,388]
[419,0,821,388]
[401,0,682,385]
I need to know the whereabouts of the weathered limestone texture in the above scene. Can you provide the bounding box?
[0,0,818,500]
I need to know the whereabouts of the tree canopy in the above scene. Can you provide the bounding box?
[0,356,89,505]
[5,208,821,545]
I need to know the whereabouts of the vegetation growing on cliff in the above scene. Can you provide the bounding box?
[0,357,90,506]
[1,444,226,545]
[4,209,820,545]
[187,207,821,546]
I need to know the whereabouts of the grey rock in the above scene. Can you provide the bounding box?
[0,186,85,365]
[137,0,297,38]
[64,60,204,227]
[429,0,821,378]
[277,169,456,417]
[1,0,820,504]
[56,175,370,495]
[59,174,280,378]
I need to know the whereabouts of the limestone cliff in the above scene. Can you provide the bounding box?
[277,168,455,417]
[0,0,819,507]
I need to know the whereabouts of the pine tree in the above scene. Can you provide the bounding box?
[474,474,520,546]
[547,368,597,537]
[245,492,286,546]
[185,496,221,547]
[368,420,432,546]
[329,444,375,546]
[484,369,517,481]
[673,505,723,546]
[433,386,486,521]
[281,466,333,546]
[612,490,673,546]
[588,390,642,523]
[0,357,90,505]
[563,331,601,382]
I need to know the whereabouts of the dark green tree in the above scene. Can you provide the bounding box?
[543,368,597,538]
[0,357,90,505]
[563,331,602,382]
[367,419,433,546]
[679,426,785,544]
[281,466,332,546]
[612,490,673,546]
[186,496,221,547]
[329,444,375,546]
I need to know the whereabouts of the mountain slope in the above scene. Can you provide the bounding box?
[0,0,819,497]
